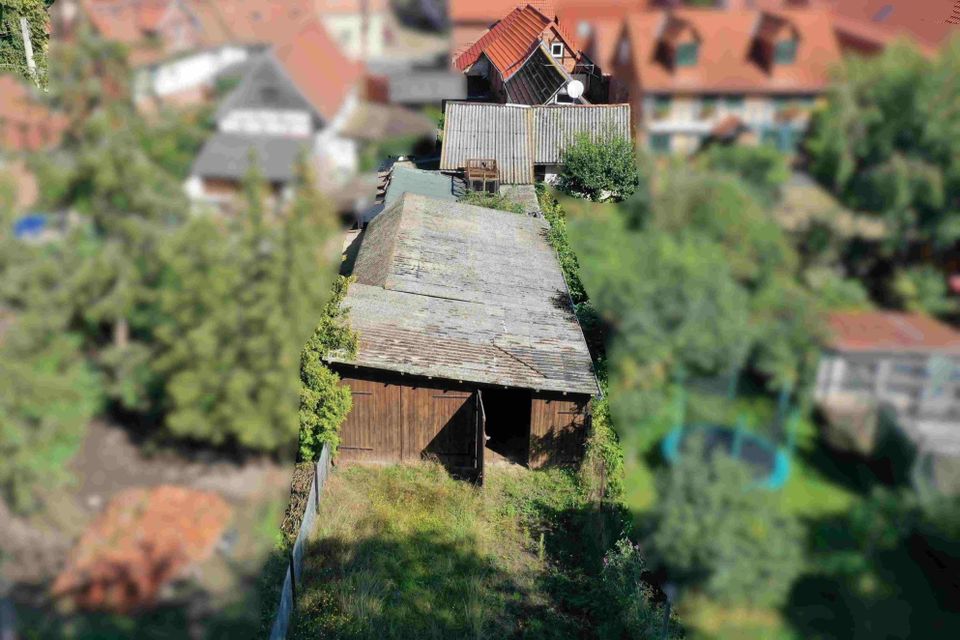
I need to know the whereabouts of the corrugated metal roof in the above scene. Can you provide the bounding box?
[190,132,310,181]
[329,193,598,395]
[533,104,631,163]
[440,103,535,184]
[440,102,631,183]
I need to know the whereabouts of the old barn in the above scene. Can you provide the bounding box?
[327,193,598,478]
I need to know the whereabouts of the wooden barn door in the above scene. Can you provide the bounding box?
[529,394,589,468]
[400,383,475,467]
[337,378,402,462]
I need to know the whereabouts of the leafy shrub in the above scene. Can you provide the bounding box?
[700,144,790,206]
[580,394,624,501]
[599,539,683,639]
[556,132,643,202]
[537,187,587,304]
[891,265,956,316]
[458,190,524,213]
[650,441,805,608]
[299,276,358,460]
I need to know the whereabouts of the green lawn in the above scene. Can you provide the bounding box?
[290,463,635,640]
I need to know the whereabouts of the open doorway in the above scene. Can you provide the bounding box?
[482,388,532,465]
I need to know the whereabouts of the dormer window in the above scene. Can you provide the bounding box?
[774,38,798,64]
[656,16,701,71]
[752,14,800,71]
[676,41,699,67]
[551,42,564,59]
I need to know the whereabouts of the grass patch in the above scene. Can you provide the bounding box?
[290,462,633,640]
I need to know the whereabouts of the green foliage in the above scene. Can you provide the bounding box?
[46,26,131,136]
[650,442,805,608]
[134,106,215,179]
[803,267,873,311]
[557,132,644,202]
[299,276,358,460]
[650,170,795,285]
[571,209,752,436]
[152,160,339,451]
[537,186,587,304]
[0,322,101,512]
[599,539,683,639]
[700,144,790,206]
[0,0,51,87]
[579,394,625,501]
[457,190,524,214]
[806,37,960,253]
[890,265,957,316]
[358,135,429,172]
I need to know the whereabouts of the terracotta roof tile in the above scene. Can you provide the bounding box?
[450,0,557,24]
[454,4,585,78]
[0,75,67,152]
[625,9,843,94]
[827,311,960,354]
[829,0,959,48]
[273,19,364,121]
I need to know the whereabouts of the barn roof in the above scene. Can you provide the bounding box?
[440,102,630,184]
[329,193,598,395]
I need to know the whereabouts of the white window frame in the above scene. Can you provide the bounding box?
[551,42,564,59]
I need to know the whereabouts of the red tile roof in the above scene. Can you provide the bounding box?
[827,0,959,49]
[556,2,635,71]
[273,19,365,121]
[81,0,175,43]
[827,311,960,354]
[450,0,558,24]
[0,75,67,152]
[454,5,582,78]
[624,9,843,94]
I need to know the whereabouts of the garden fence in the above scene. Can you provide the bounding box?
[268,444,332,640]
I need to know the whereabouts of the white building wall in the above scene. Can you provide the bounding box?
[322,13,388,60]
[138,46,251,100]
[219,109,314,137]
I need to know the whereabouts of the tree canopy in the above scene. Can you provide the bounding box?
[557,133,645,202]
[806,38,960,255]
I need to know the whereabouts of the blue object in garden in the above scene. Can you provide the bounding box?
[660,372,797,491]
[13,214,47,239]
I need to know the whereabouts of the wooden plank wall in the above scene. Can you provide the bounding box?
[337,370,475,467]
[529,392,590,468]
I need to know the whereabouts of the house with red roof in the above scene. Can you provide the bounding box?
[0,75,68,153]
[453,4,606,104]
[185,19,367,209]
[608,8,844,154]
[815,310,960,461]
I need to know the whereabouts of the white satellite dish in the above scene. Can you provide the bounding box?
[566,79,585,100]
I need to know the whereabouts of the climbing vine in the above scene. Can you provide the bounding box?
[0,0,53,87]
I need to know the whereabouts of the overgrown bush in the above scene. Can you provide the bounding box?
[650,441,805,608]
[556,132,643,202]
[580,394,624,501]
[458,190,524,213]
[298,276,358,460]
[599,539,684,639]
[537,186,587,304]
[700,144,790,206]
[890,265,956,316]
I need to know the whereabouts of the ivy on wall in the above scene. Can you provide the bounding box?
[0,0,53,87]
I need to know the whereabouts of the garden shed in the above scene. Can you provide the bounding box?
[327,193,598,478]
